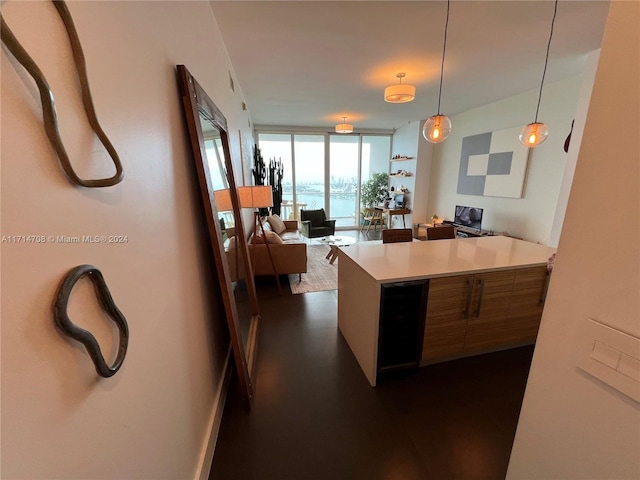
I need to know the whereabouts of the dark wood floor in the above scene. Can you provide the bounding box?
[210,270,534,480]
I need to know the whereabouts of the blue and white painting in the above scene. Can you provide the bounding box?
[457,126,529,198]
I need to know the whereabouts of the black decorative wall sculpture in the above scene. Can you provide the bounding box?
[53,265,129,378]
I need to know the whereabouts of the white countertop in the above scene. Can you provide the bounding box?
[341,236,556,283]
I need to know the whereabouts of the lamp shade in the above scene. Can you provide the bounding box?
[213,189,233,212]
[384,84,416,103]
[238,185,273,209]
[335,116,353,134]
[335,123,353,134]
[423,114,452,143]
[385,73,416,103]
[423,1,452,143]
[519,122,549,147]
[519,0,558,148]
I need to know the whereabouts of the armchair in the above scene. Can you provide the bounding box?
[300,208,336,238]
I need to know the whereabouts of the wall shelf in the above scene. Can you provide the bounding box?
[388,156,414,213]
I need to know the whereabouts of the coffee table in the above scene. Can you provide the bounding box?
[316,235,357,264]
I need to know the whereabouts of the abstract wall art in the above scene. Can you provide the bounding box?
[457,126,530,198]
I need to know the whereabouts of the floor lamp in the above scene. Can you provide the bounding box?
[213,189,239,282]
[238,185,282,295]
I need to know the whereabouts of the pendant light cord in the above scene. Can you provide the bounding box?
[436,0,450,115]
[534,0,558,123]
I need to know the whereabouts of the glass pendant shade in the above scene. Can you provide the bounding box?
[423,0,452,144]
[423,115,451,143]
[519,122,549,147]
[520,0,558,148]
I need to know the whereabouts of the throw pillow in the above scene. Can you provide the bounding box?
[254,230,283,244]
[267,214,287,234]
[260,220,272,232]
[265,231,284,244]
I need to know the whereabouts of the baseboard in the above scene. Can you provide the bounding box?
[194,346,233,480]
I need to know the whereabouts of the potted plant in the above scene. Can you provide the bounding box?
[360,172,389,215]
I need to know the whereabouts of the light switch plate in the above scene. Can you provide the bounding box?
[591,340,621,368]
[618,353,640,382]
[577,318,640,403]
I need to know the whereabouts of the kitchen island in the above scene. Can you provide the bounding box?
[337,236,555,386]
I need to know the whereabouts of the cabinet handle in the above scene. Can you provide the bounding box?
[539,271,551,306]
[463,277,473,318]
[475,278,485,318]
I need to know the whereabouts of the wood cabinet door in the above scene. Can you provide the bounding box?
[464,270,516,352]
[423,266,550,363]
[506,266,549,343]
[422,275,473,362]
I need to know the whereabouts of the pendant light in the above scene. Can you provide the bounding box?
[384,73,416,103]
[423,0,452,143]
[335,116,353,134]
[519,0,558,148]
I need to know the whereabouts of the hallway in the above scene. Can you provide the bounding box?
[210,278,533,480]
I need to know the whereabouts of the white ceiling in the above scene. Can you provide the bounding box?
[211,1,610,132]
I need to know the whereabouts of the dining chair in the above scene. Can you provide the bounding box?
[361,207,384,233]
[382,228,413,243]
[426,226,456,240]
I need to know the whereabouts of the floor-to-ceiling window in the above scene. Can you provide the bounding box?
[258,132,391,228]
[329,135,359,227]
[294,135,325,215]
[255,133,294,217]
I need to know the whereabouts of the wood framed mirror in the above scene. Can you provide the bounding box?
[177,65,259,408]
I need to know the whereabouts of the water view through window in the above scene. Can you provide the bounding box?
[258,133,390,228]
[294,135,325,216]
[330,136,359,226]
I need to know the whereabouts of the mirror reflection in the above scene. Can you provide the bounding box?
[177,64,259,408]
[199,117,252,349]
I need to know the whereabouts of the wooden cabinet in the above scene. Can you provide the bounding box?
[422,266,550,363]
[464,270,516,351]
[507,266,550,342]
[422,275,472,362]
[338,236,556,386]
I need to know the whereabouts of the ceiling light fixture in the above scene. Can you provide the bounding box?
[423,0,452,143]
[335,116,353,134]
[384,73,416,103]
[519,0,558,148]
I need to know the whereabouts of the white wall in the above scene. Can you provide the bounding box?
[390,122,419,227]
[548,50,600,247]
[391,121,435,227]
[426,75,583,245]
[508,1,639,478]
[1,2,252,478]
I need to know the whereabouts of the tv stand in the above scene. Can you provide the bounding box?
[443,221,490,238]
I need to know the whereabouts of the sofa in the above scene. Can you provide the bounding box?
[226,215,307,281]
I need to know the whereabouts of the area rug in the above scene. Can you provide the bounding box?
[289,245,337,294]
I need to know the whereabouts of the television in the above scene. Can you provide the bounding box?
[454,205,483,231]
